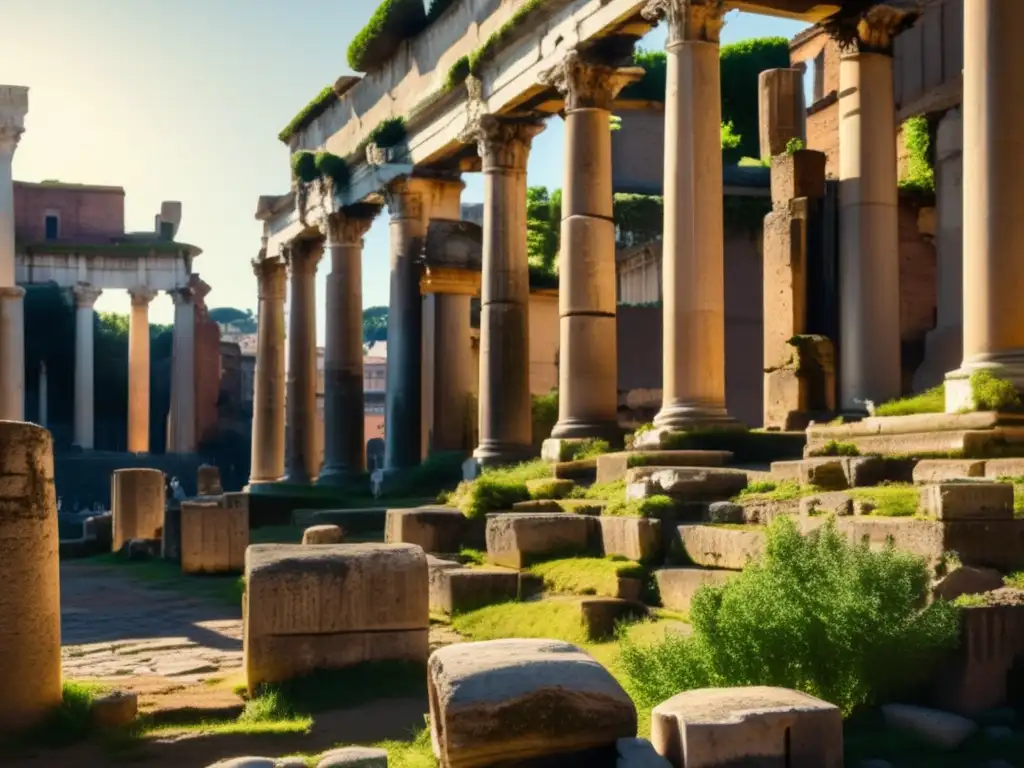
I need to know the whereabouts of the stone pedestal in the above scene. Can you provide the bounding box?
[283,240,321,483]
[542,51,641,441]
[180,501,247,574]
[111,468,165,552]
[0,421,61,734]
[168,287,197,453]
[73,283,102,450]
[0,87,27,423]
[249,254,286,484]
[127,286,156,453]
[945,1,1024,411]
[758,68,806,159]
[319,209,377,485]
[470,116,544,466]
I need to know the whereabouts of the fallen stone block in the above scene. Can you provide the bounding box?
[654,568,738,614]
[677,525,764,570]
[626,467,749,503]
[485,513,594,569]
[598,515,662,563]
[244,543,428,693]
[597,451,732,484]
[580,598,647,640]
[921,482,1013,521]
[385,506,466,553]
[316,746,388,767]
[881,704,977,751]
[651,686,843,767]
[799,491,853,518]
[90,690,138,728]
[432,567,520,614]
[932,565,1005,602]
[799,458,850,490]
[705,501,744,524]
[913,459,987,484]
[302,525,343,545]
[181,501,248,574]
[428,638,637,767]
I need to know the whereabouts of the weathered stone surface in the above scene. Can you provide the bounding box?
[428,555,463,613]
[921,483,1013,521]
[197,464,223,496]
[626,467,749,503]
[181,501,248,574]
[705,501,744,524]
[932,566,1005,602]
[769,460,803,483]
[207,759,276,768]
[881,704,977,750]
[428,639,637,768]
[598,515,662,563]
[581,598,646,640]
[552,459,598,482]
[984,458,1024,479]
[90,690,138,728]
[799,491,853,518]
[654,569,738,613]
[316,746,389,767]
[799,458,849,490]
[385,506,466,553]
[432,567,520,614]
[596,451,732,485]
[303,524,344,545]
[913,459,986,484]
[512,499,605,515]
[485,513,594,569]
[111,467,165,552]
[244,543,428,692]
[651,686,842,767]
[677,525,764,570]
[616,737,672,768]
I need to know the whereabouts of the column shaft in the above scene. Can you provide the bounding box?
[249,255,287,484]
[283,241,320,482]
[431,292,474,452]
[127,287,155,453]
[0,88,27,421]
[73,283,101,449]
[168,289,196,453]
[0,286,24,421]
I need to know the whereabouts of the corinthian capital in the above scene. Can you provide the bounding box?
[642,0,726,46]
[324,205,379,246]
[540,50,644,112]
[823,3,919,55]
[72,283,103,309]
[464,115,544,172]
[0,123,24,155]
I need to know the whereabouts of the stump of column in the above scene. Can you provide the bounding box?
[283,240,322,484]
[111,468,165,552]
[249,253,286,485]
[180,501,248,574]
[0,421,62,733]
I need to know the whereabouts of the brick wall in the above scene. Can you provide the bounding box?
[13,182,125,241]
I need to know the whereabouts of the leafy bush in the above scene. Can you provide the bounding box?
[971,369,1021,411]
[875,384,945,417]
[347,0,426,73]
[314,151,349,187]
[290,151,318,184]
[720,121,742,151]
[899,115,934,194]
[786,137,806,154]
[619,516,961,715]
[369,116,408,148]
[849,483,920,518]
[605,494,676,519]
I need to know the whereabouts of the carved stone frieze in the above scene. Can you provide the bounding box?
[641,0,726,46]
[540,49,643,112]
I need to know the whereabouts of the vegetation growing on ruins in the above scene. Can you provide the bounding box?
[13,681,109,748]
[277,85,334,143]
[875,383,945,417]
[467,0,545,77]
[347,0,427,73]
[314,151,349,187]
[970,369,1022,411]
[289,151,318,184]
[531,390,559,438]
[899,115,935,194]
[443,459,551,518]
[848,483,921,517]
[443,55,471,93]
[368,116,408,148]
[529,556,645,597]
[734,479,808,503]
[619,515,961,716]
[786,137,806,154]
[720,120,742,152]
[808,439,861,457]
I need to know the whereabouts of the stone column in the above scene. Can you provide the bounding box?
[127,286,156,453]
[38,361,47,427]
[643,0,740,432]
[249,253,287,484]
[834,8,909,410]
[945,0,1024,410]
[73,282,102,450]
[283,239,321,483]
[469,116,544,465]
[318,207,377,485]
[0,87,28,422]
[542,51,641,442]
[168,287,196,453]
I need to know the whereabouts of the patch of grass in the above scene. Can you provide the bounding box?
[566,439,612,461]
[526,477,574,500]
[875,384,945,417]
[458,547,486,566]
[971,369,1022,411]
[86,554,244,607]
[954,593,988,608]
[444,459,550,518]
[529,556,645,597]
[808,440,860,457]
[256,661,426,715]
[849,483,920,517]
[734,480,808,503]
[572,479,674,518]
[1005,571,1024,589]
[452,598,590,645]
[3,681,109,749]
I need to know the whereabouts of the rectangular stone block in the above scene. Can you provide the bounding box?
[180,502,248,574]
[626,467,749,503]
[799,456,889,490]
[432,568,520,615]
[598,515,662,563]
[385,506,467,554]
[677,525,764,570]
[654,568,738,614]
[984,458,1024,480]
[921,483,1013,521]
[596,451,732,485]
[769,460,803,483]
[769,150,826,207]
[913,459,986,484]
[759,68,807,160]
[485,513,595,569]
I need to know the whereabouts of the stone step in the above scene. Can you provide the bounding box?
[511,499,605,515]
[428,558,520,615]
[596,450,734,485]
[485,513,593,569]
[770,456,914,489]
[913,457,1024,484]
[626,467,750,504]
[551,459,598,482]
[385,506,471,554]
[654,567,739,614]
[677,524,765,570]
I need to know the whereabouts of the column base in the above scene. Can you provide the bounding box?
[548,418,622,443]
[316,466,368,490]
[280,471,313,485]
[944,351,1024,413]
[652,403,745,434]
[472,441,536,469]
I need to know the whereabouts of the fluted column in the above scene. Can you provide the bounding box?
[249,251,287,484]
[0,87,28,421]
[168,287,196,453]
[945,0,1024,410]
[73,283,102,450]
[283,240,321,483]
[127,286,156,453]
[643,0,740,431]
[542,50,641,440]
[319,207,377,485]
[469,116,544,465]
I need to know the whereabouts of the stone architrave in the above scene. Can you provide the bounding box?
[111,468,165,551]
[73,282,102,450]
[944,1,1024,411]
[282,239,322,483]
[168,287,197,453]
[249,251,287,484]
[758,68,806,159]
[0,86,27,422]
[0,422,61,734]
[540,50,642,442]
[319,207,378,485]
[467,115,545,466]
[642,0,741,433]
[127,286,157,453]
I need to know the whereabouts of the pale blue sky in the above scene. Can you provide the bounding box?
[0,1,804,335]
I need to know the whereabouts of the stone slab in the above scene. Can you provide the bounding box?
[920,482,1013,521]
[597,516,662,564]
[913,459,987,484]
[677,525,764,570]
[485,513,595,569]
[984,458,1024,479]
[651,686,843,767]
[625,467,749,503]
[385,506,467,553]
[580,598,646,640]
[511,499,606,515]
[596,451,732,485]
[654,568,739,614]
[431,567,520,615]
[428,639,637,768]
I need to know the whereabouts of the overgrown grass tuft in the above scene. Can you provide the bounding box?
[443,460,550,518]
[619,516,961,716]
[875,384,945,417]
[734,480,808,503]
[1005,571,1024,590]
[971,369,1022,411]
[529,556,645,597]
[808,440,860,457]
[8,681,108,748]
[849,483,920,517]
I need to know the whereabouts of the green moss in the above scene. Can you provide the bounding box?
[605,494,676,519]
[785,137,806,155]
[446,459,551,519]
[953,593,988,608]
[467,0,545,76]
[368,116,407,148]
[529,556,645,597]
[526,477,574,500]
[875,384,945,417]
[290,151,318,184]
[809,440,860,457]
[898,115,935,194]
[1005,571,1024,589]
[849,483,920,518]
[970,369,1022,411]
[563,439,611,462]
[347,0,426,73]
[735,480,808,503]
[313,151,348,187]
[278,86,335,143]
[443,55,471,93]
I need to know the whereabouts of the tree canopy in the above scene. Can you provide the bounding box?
[363,305,388,344]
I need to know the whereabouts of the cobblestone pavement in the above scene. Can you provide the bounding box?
[60,561,243,683]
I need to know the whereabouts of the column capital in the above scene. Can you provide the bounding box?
[642,0,726,46]
[540,49,644,111]
[384,179,426,222]
[283,239,322,275]
[823,4,918,56]
[0,124,24,155]
[72,283,102,309]
[465,115,544,172]
[169,287,194,307]
[324,205,380,246]
[128,285,158,307]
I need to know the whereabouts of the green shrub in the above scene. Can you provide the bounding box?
[314,151,349,187]
[785,137,805,154]
[809,440,860,457]
[899,115,934,194]
[971,369,1022,411]
[619,516,961,715]
[875,384,945,417]
[347,0,426,73]
[369,116,408,148]
[720,121,742,151]
[290,151,318,184]
[444,55,471,93]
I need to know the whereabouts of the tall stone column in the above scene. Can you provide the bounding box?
[38,361,47,427]
[945,0,1024,410]
[249,252,287,484]
[468,116,544,465]
[643,0,740,432]
[542,50,641,441]
[319,207,377,485]
[127,286,156,453]
[168,287,196,453]
[283,239,321,483]
[0,87,28,422]
[834,8,909,409]
[73,283,101,450]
